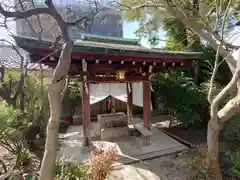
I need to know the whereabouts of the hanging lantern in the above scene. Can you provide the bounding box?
[116,71,126,80]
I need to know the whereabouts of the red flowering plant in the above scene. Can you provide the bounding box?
[88,145,119,180]
[187,144,209,179]
[196,144,208,166]
[187,144,208,168]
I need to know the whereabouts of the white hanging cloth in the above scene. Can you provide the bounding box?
[89,83,128,104]
[89,83,110,105]
[109,83,127,103]
[89,82,151,109]
[132,82,143,107]
[132,82,153,110]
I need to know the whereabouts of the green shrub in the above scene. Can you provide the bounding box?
[68,76,81,112]
[54,146,119,180]
[0,102,22,140]
[152,71,202,128]
[186,145,209,180]
[223,115,240,142]
[0,72,48,175]
[230,150,240,178]
[0,150,40,179]
[221,150,240,179]
[0,72,49,142]
[54,157,89,180]
[0,100,41,178]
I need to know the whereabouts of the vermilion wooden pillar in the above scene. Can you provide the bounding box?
[81,59,91,147]
[82,81,91,146]
[127,82,133,124]
[143,81,151,130]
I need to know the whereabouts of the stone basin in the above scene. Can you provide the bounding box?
[97,112,127,129]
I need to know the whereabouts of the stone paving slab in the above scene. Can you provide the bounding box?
[57,124,187,164]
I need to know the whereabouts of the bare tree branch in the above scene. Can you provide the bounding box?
[0,65,4,82]
[13,53,26,102]
[211,65,240,119]
[0,6,51,19]
[44,0,69,40]
[66,16,90,27]
[17,0,41,39]
[65,1,109,33]
[161,2,237,73]
[208,45,221,103]
[0,0,69,40]
[0,1,107,179]
[218,95,240,122]
[119,0,240,51]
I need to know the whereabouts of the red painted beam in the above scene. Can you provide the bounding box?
[34,59,192,74]
[70,53,194,63]
[82,81,91,146]
[28,49,196,63]
[87,64,143,72]
[87,75,149,83]
[85,63,193,73]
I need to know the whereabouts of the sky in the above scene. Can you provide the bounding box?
[0,20,165,47]
[0,0,166,47]
[123,21,165,48]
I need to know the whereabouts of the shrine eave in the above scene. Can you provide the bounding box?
[13,36,202,62]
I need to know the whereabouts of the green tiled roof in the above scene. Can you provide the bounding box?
[83,34,140,45]
[13,35,202,60]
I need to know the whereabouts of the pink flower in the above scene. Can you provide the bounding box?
[200,157,208,166]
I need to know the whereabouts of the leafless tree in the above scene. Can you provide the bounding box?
[0,0,106,179]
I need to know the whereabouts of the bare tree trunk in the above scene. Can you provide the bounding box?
[39,40,73,180]
[207,119,221,179]
[206,66,240,179]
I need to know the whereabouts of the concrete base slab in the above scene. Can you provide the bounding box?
[101,126,129,140]
[57,124,187,164]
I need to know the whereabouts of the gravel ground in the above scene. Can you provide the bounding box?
[0,145,193,180]
[131,154,194,180]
